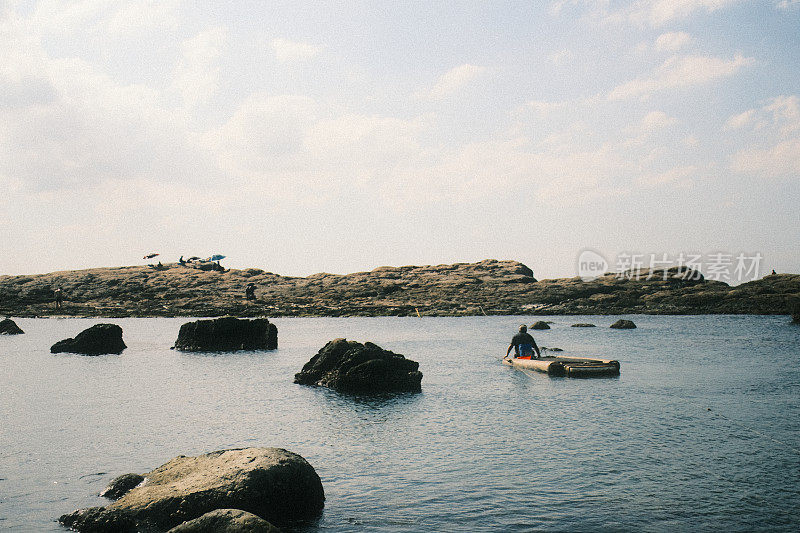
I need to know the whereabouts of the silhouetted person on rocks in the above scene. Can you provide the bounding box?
[506,324,541,359]
[54,288,63,310]
[245,283,256,301]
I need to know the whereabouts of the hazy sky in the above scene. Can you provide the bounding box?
[1,0,798,280]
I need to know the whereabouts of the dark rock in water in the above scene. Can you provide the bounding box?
[295,338,422,393]
[51,324,126,355]
[571,323,596,327]
[168,509,280,532]
[100,473,144,500]
[58,448,324,532]
[792,300,800,323]
[174,317,277,352]
[610,319,637,329]
[0,318,24,335]
[542,347,563,352]
[530,321,550,330]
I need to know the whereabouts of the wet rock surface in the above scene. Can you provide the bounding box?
[100,474,144,500]
[530,321,550,330]
[50,323,126,355]
[59,447,324,532]
[610,319,637,329]
[295,338,422,393]
[0,318,24,334]
[173,317,277,352]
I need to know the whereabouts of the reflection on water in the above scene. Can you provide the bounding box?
[1,315,799,531]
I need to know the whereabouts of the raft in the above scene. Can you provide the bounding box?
[503,355,620,378]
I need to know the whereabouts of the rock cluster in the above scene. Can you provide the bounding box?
[59,447,324,532]
[295,339,422,393]
[51,323,126,355]
[174,317,277,352]
[0,318,24,334]
[610,319,637,329]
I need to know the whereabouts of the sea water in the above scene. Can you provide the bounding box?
[1,315,799,532]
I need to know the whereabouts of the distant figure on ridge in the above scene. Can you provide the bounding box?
[179,256,186,265]
[506,324,541,359]
[54,288,64,310]
[245,283,256,301]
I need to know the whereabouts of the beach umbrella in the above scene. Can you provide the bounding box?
[143,253,160,259]
[210,254,226,261]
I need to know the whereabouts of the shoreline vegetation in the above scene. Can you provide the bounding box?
[1,259,798,318]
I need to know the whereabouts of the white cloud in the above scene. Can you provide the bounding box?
[172,27,226,109]
[655,31,692,52]
[636,165,697,187]
[549,49,574,65]
[271,38,321,63]
[29,0,182,38]
[627,0,742,26]
[730,95,800,179]
[776,0,800,11]
[427,64,486,100]
[725,109,756,129]
[641,110,678,131]
[609,54,754,100]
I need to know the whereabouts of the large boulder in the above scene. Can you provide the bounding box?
[610,319,637,329]
[530,321,550,330]
[295,338,422,393]
[168,509,279,533]
[174,317,277,352]
[50,324,126,355]
[59,448,324,532]
[0,318,24,335]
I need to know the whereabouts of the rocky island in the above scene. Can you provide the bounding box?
[0,259,798,317]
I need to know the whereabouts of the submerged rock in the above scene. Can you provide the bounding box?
[530,321,550,330]
[50,324,126,355]
[610,319,637,329]
[295,338,422,393]
[571,323,596,327]
[168,509,280,533]
[0,318,24,335]
[173,317,277,352]
[100,473,144,500]
[59,447,324,532]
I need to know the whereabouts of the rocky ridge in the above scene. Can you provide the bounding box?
[0,260,798,317]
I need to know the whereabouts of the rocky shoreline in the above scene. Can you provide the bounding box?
[1,259,798,318]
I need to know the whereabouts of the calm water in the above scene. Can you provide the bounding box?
[1,315,799,532]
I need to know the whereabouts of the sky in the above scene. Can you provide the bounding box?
[1,0,798,281]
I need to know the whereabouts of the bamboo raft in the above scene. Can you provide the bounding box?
[503,355,620,378]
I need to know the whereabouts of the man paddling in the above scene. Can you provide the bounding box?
[506,324,541,359]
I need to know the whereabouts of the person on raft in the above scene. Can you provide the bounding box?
[506,324,541,359]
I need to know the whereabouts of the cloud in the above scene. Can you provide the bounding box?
[172,27,226,109]
[627,0,742,26]
[427,64,486,100]
[655,31,692,52]
[640,110,678,131]
[636,165,697,187]
[549,49,574,65]
[730,95,800,179]
[776,0,800,11]
[29,0,182,38]
[609,54,754,100]
[271,38,321,62]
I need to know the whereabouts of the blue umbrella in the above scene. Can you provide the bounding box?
[210,254,226,261]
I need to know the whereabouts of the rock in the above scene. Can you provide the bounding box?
[610,319,637,329]
[174,317,277,352]
[100,473,144,500]
[530,321,550,330]
[50,324,126,355]
[59,448,324,532]
[541,347,563,352]
[168,509,280,533]
[792,299,800,323]
[294,338,422,393]
[0,318,24,335]
[571,323,596,327]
